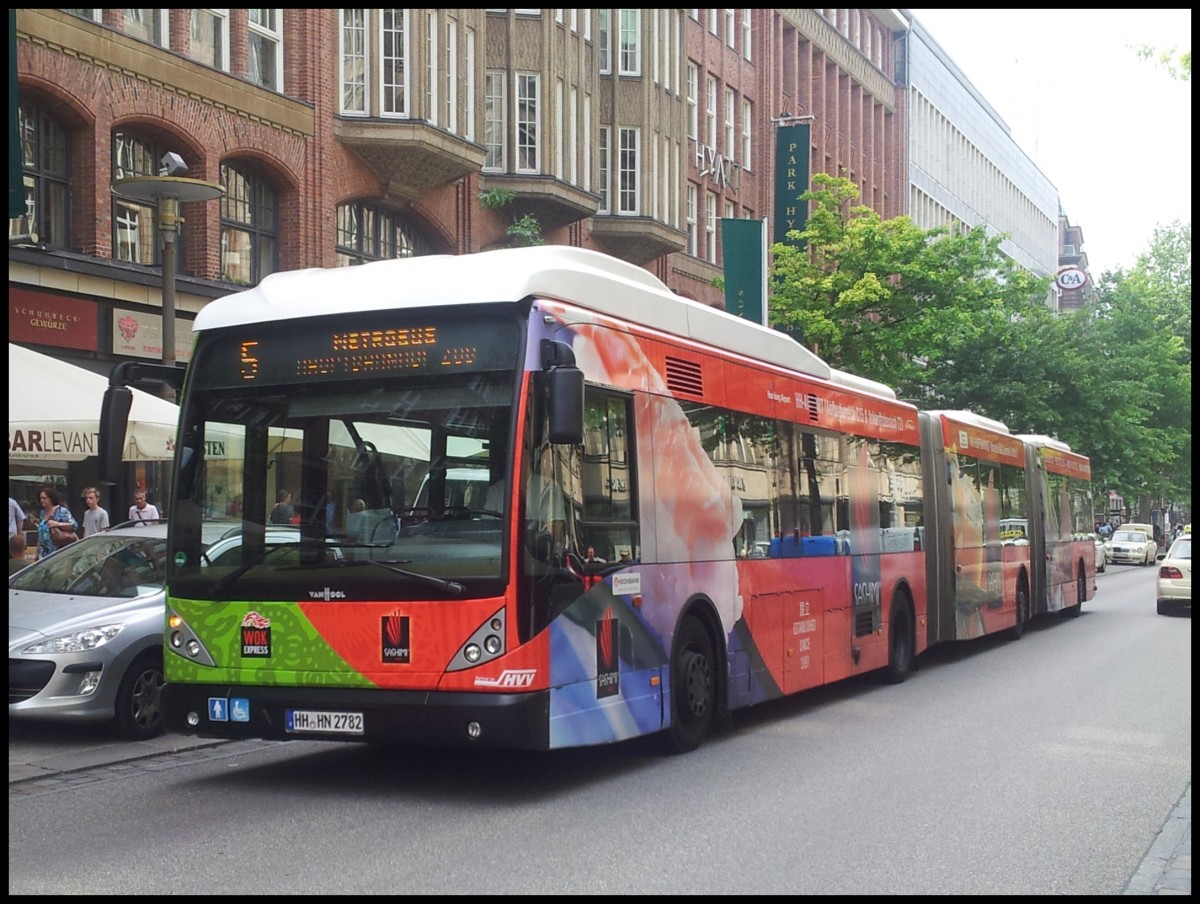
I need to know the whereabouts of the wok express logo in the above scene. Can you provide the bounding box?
[240,610,271,658]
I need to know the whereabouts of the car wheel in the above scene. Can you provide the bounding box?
[113,650,165,740]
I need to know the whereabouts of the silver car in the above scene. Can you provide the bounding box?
[9,519,241,739]
[9,522,172,739]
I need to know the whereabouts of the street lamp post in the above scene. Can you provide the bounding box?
[111,155,223,389]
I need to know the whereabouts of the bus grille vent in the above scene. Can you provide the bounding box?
[665,356,704,397]
[800,392,819,421]
[854,609,875,637]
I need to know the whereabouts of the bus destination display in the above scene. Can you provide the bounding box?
[196,314,517,388]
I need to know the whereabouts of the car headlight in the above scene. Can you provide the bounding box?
[22,623,126,654]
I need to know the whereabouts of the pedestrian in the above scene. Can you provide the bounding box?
[36,485,78,559]
[270,489,295,524]
[9,532,29,574]
[8,495,27,538]
[584,545,606,564]
[80,486,110,537]
[128,489,160,524]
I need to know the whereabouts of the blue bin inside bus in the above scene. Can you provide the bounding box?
[768,534,839,558]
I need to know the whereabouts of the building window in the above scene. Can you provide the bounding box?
[484,71,506,170]
[724,9,735,49]
[742,9,752,61]
[706,191,717,261]
[686,184,697,256]
[707,9,718,36]
[15,102,69,249]
[445,19,458,133]
[336,201,432,266]
[112,130,166,266]
[742,98,753,171]
[687,64,698,140]
[516,73,540,173]
[188,9,230,70]
[618,9,640,76]
[381,9,409,117]
[724,87,735,160]
[598,9,611,74]
[122,9,167,47]
[465,27,476,141]
[598,126,610,213]
[340,9,368,115]
[706,75,717,149]
[425,11,438,126]
[248,9,283,91]
[618,127,639,214]
[220,163,277,286]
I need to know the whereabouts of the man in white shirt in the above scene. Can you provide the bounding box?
[128,491,160,524]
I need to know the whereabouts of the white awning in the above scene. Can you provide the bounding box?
[8,343,179,461]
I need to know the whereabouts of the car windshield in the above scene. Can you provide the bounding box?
[1112,531,1148,542]
[9,532,169,598]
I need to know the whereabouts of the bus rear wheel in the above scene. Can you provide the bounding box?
[666,617,716,754]
[1006,581,1030,640]
[882,594,915,684]
[1064,567,1085,618]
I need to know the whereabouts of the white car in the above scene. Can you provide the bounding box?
[1156,535,1191,616]
[1104,529,1157,566]
[1088,533,1106,573]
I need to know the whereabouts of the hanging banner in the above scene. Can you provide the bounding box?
[721,217,767,326]
[773,123,811,247]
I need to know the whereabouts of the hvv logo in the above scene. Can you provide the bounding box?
[473,669,536,688]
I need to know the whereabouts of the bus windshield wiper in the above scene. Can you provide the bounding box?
[277,557,465,595]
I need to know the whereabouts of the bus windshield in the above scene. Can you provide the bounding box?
[166,314,521,602]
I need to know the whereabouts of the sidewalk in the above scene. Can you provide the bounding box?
[1124,784,1192,896]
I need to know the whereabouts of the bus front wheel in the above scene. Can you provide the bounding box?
[666,617,716,754]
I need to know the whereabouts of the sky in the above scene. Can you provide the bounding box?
[907,9,1191,277]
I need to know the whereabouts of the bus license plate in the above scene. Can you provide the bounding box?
[286,709,364,735]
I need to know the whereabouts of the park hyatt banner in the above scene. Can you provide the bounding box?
[721,217,767,326]
[773,123,811,247]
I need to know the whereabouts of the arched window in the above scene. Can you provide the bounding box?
[220,163,278,285]
[335,201,433,266]
[15,101,70,248]
[112,130,172,267]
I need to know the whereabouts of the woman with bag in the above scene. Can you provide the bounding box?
[36,486,78,559]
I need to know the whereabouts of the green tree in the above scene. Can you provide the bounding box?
[768,173,1050,400]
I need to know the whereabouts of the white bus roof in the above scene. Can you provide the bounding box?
[194,245,833,381]
[1014,433,1073,452]
[925,409,1011,434]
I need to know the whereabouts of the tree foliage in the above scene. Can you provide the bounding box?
[477,188,544,247]
[767,176,1191,514]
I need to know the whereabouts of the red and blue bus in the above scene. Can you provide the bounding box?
[99,245,1091,752]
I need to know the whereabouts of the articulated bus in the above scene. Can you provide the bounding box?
[920,411,1095,646]
[99,246,1092,753]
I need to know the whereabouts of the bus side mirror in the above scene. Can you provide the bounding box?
[547,366,584,445]
[98,385,134,486]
